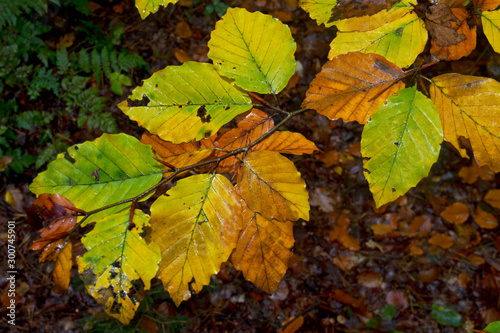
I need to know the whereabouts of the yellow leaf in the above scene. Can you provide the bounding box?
[231,203,294,294]
[135,0,178,19]
[253,131,318,155]
[429,73,500,172]
[302,52,405,124]
[150,174,242,306]
[482,9,500,53]
[329,12,427,68]
[237,151,309,222]
[53,242,72,294]
[430,8,476,61]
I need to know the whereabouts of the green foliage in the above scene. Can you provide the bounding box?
[0,0,47,30]
[485,321,500,333]
[430,303,462,327]
[381,305,397,320]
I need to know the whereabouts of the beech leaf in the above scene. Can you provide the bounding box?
[29,133,163,225]
[231,204,294,294]
[52,242,72,294]
[77,209,161,325]
[135,0,178,19]
[302,52,405,124]
[253,131,318,155]
[429,73,500,172]
[482,9,500,53]
[329,10,427,68]
[474,0,500,11]
[361,86,443,207]
[237,150,309,222]
[118,62,253,143]
[208,8,296,94]
[150,174,242,306]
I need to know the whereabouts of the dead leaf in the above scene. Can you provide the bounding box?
[5,188,23,212]
[386,290,408,310]
[175,21,193,39]
[0,155,12,171]
[328,0,402,23]
[473,0,500,11]
[457,272,471,289]
[174,49,194,63]
[56,33,75,49]
[272,11,293,22]
[473,207,499,229]
[425,3,466,47]
[467,253,485,266]
[485,189,500,209]
[330,214,360,251]
[280,316,304,333]
[430,7,476,60]
[440,202,470,224]
[52,242,73,294]
[418,266,440,283]
[407,215,432,237]
[330,289,367,314]
[428,233,454,249]
[309,188,335,213]
[408,240,424,255]
[357,270,383,288]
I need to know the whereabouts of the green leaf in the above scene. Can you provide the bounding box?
[77,209,161,325]
[430,303,462,327]
[382,304,396,320]
[208,7,296,94]
[29,133,163,224]
[484,321,500,333]
[482,10,500,53]
[150,173,242,306]
[118,62,253,143]
[361,86,443,207]
[135,0,178,19]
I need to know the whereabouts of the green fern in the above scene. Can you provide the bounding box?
[28,67,59,100]
[91,48,102,84]
[0,0,46,30]
[57,47,70,75]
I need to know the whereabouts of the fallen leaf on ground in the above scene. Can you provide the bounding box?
[429,233,454,249]
[473,207,499,229]
[440,202,470,224]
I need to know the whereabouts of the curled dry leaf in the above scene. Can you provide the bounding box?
[425,3,466,47]
[27,194,79,251]
[440,202,470,224]
[473,207,499,229]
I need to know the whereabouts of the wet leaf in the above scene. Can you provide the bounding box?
[237,151,309,222]
[135,0,178,19]
[485,189,500,209]
[440,202,470,224]
[302,52,405,124]
[231,203,294,294]
[473,207,499,229]
[118,62,253,143]
[361,86,443,207]
[150,174,242,306]
[77,209,161,324]
[430,7,476,60]
[29,134,163,225]
[430,303,462,327]
[428,233,454,249]
[329,11,427,68]
[484,320,500,333]
[482,9,500,53]
[429,73,500,172]
[208,8,296,94]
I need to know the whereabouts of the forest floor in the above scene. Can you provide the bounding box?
[1,0,500,332]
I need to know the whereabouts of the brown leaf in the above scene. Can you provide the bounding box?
[408,240,424,255]
[425,3,466,47]
[440,202,470,224]
[330,289,367,314]
[467,253,485,266]
[407,215,432,237]
[418,266,440,283]
[428,233,454,249]
[175,21,192,39]
[473,0,500,11]
[27,194,79,250]
[330,214,360,251]
[473,207,499,229]
[357,270,383,288]
[386,290,408,310]
[430,7,476,60]
[302,52,405,124]
[328,0,402,23]
[280,316,304,333]
[457,272,471,289]
[174,49,194,63]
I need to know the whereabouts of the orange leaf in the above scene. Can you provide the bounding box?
[467,253,486,266]
[141,132,213,169]
[457,272,471,289]
[440,202,470,224]
[371,224,396,236]
[330,215,360,251]
[356,270,383,288]
[485,189,500,209]
[473,207,499,229]
[408,240,424,255]
[407,215,432,237]
[52,242,73,294]
[280,316,304,333]
[330,289,366,314]
[430,7,476,61]
[473,0,500,11]
[231,205,294,294]
[428,233,454,249]
[237,150,309,222]
[253,131,318,155]
[215,109,273,173]
[302,52,405,124]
